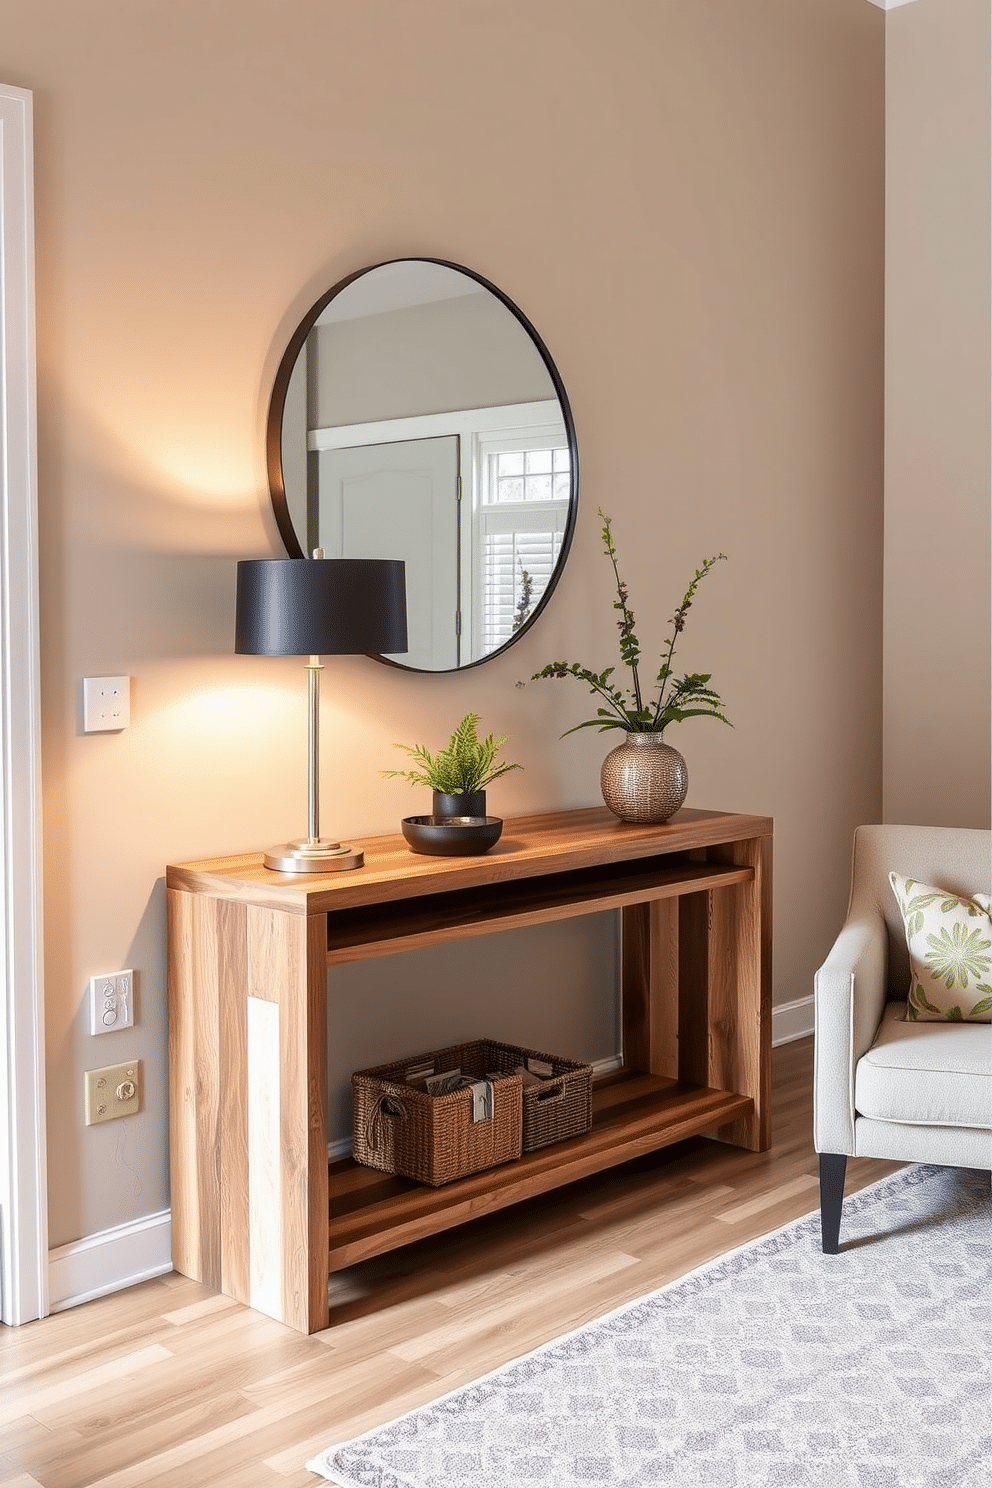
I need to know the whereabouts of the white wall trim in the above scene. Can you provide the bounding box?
[308,398,561,452]
[48,1210,173,1313]
[772,995,815,1047]
[864,0,918,10]
[0,83,47,1327]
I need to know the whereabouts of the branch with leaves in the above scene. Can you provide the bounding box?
[524,511,731,736]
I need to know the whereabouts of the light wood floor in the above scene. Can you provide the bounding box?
[1,1037,901,1488]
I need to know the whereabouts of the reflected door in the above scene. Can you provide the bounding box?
[317,436,460,670]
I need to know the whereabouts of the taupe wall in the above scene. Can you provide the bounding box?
[883,0,992,827]
[2,0,884,1249]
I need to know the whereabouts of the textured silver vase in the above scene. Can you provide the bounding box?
[600,732,688,823]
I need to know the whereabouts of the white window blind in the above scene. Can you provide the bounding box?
[477,441,570,655]
[482,528,565,653]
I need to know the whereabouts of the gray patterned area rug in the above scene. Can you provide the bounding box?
[308,1165,991,1488]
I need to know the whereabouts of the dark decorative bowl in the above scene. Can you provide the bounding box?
[401,815,503,857]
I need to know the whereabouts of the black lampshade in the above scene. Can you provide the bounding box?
[235,557,407,657]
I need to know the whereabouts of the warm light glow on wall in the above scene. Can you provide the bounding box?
[154,678,299,749]
[148,667,378,753]
[151,449,261,508]
[64,382,264,512]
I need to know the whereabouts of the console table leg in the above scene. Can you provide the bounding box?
[244,907,329,1334]
[169,891,329,1335]
[680,836,771,1153]
[621,900,678,1078]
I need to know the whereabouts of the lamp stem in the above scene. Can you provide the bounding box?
[307,654,322,845]
[261,651,362,873]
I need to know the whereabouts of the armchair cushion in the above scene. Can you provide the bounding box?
[854,1001,992,1128]
[889,872,992,1021]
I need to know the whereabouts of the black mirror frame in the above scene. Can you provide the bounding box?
[265,257,579,673]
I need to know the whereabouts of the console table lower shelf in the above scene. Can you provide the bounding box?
[328,1074,753,1272]
[167,806,772,1334]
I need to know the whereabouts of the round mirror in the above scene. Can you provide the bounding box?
[267,258,578,672]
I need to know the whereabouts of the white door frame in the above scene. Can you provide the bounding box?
[0,83,47,1325]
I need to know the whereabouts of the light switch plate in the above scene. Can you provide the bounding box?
[83,676,131,732]
[89,970,134,1034]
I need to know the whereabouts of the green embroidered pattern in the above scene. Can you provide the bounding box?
[890,872,992,1022]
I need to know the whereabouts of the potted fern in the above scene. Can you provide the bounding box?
[383,712,522,821]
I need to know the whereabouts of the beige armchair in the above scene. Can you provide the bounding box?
[813,823,992,1252]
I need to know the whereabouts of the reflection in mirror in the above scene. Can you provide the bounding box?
[268,259,578,672]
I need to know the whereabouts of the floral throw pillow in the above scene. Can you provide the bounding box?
[889,872,992,1022]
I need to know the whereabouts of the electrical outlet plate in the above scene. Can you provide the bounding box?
[89,970,134,1034]
[83,675,131,732]
[85,1059,142,1125]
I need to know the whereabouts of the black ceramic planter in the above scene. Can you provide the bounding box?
[432,790,487,819]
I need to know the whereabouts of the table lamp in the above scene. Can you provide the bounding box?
[235,553,407,873]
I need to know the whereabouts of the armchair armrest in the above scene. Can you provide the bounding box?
[813,913,888,1156]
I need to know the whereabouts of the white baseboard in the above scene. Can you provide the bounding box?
[48,1209,172,1313]
[772,995,814,1046]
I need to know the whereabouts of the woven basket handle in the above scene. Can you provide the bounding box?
[534,1078,566,1104]
[366,1093,405,1153]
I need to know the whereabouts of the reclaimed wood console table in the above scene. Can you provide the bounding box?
[167,806,772,1334]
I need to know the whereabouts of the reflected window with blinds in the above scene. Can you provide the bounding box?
[476,439,571,655]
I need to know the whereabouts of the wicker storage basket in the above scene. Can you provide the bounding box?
[352,1040,523,1187]
[352,1039,593,1183]
[480,1041,593,1153]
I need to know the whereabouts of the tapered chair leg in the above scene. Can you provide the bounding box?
[818,1152,847,1254]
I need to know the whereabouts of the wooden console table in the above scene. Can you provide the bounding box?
[167,806,771,1334]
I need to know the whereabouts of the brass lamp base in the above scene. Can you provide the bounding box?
[263,838,364,874]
